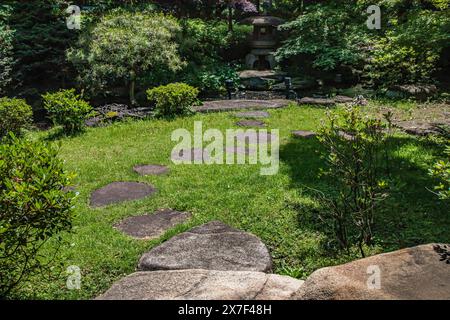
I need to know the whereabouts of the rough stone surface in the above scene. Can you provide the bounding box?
[235,111,270,119]
[334,95,354,104]
[114,209,192,240]
[133,164,169,176]
[90,182,156,208]
[236,120,266,128]
[389,84,438,101]
[196,99,291,113]
[171,148,210,162]
[294,243,450,300]
[292,130,317,139]
[239,70,286,91]
[395,120,450,136]
[224,146,257,156]
[298,97,336,106]
[234,131,278,144]
[138,221,273,273]
[96,270,304,300]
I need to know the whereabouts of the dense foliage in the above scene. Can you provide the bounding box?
[0,97,33,138]
[0,135,75,297]
[147,82,199,117]
[429,144,450,200]
[276,0,450,86]
[68,11,183,104]
[42,89,94,133]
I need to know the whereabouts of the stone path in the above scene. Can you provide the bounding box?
[195,99,291,113]
[115,209,191,240]
[171,148,210,162]
[298,95,354,106]
[292,130,317,139]
[96,270,304,300]
[236,120,266,128]
[90,182,156,208]
[235,111,270,119]
[224,146,257,156]
[394,120,450,136]
[234,131,278,144]
[138,221,273,273]
[133,164,169,176]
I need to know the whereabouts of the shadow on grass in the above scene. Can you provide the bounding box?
[280,134,450,255]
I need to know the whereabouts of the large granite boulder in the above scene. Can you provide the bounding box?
[294,244,450,300]
[138,221,273,273]
[388,84,438,101]
[96,270,304,300]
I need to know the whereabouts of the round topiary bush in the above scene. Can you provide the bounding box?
[147,82,199,117]
[42,89,94,133]
[0,97,33,138]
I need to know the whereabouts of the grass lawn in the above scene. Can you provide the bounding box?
[13,103,449,299]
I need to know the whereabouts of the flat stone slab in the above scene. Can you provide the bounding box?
[196,99,291,113]
[90,182,156,208]
[234,131,278,144]
[133,164,169,176]
[114,209,192,240]
[138,221,273,272]
[224,146,257,156]
[236,120,266,128]
[395,120,450,136]
[294,243,450,300]
[235,111,270,119]
[96,270,304,300]
[292,130,317,139]
[298,97,336,106]
[171,148,210,162]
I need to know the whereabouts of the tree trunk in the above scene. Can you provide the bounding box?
[228,5,233,32]
[129,70,137,106]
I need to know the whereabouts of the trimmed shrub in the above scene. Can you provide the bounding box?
[0,97,33,138]
[0,135,75,297]
[42,89,94,133]
[147,83,199,117]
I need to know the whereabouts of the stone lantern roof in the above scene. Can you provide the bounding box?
[239,15,285,27]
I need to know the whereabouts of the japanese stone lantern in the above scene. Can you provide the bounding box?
[240,15,285,70]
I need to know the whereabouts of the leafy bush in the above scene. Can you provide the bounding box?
[317,107,389,256]
[429,144,450,200]
[0,135,75,297]
[42,89,94,133]
[184,64,240,96]
[147,83,199,117]
[68,11,184,105]
[0,97,33,138]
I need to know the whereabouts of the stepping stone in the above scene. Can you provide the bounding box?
[334,95,354,104]
[138,221,273,273]
[292,130,317,139]
[133,164,169,176]
[171,148,210,162]
[298,97,336,106]
[90,182,156,208]
[338,130,356,141]
[96,270,304,300]
[236,120,266,128]
[223,146,257,156]
[114,209,192,240]
[195,99,290,113]
[235,111,270,119]
[235,132,278,144]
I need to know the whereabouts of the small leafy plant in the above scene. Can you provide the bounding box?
[0,135,76,297]
[429,144,450,200]
[316,107,389,256]
[0,97,33,138]
[42,89,94,133]
[147,82,199,117]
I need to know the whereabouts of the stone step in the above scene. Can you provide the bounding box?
[138,221,273,273]
[96,270,304,300]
